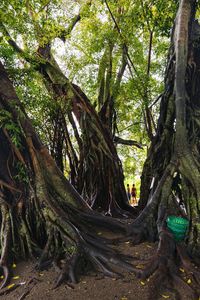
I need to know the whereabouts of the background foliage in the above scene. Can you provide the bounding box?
[0,0,177,191]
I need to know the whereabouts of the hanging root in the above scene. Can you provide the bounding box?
[0,202,11,289]
[53,252,80,288]
[35,227,54,270]
[0,265,10,290]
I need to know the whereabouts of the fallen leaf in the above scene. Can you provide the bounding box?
[12,276,20,280]
[136,265,143,269]
[12,263,16,268]
[140,281,145,285]
[121,297,128,300]
[82,281,87,284]
[179,268,185,273]
[0,276,4,279]
[146,245,152,248]
[161,294,170,298]
[7,284,15,289]
[125,241,130,244]
[187,279,191,284]
[39,273,44,276]
[97,232,102,235]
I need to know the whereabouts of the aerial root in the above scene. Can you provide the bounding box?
[89,254,122,278]
[35,229,53,270]
[53,252,79,288]
[0,203,11,290]
[0,265,10,290]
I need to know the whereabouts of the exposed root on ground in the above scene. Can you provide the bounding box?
[130,229,200,299]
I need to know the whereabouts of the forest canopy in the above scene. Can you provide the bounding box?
[0,0,177,182]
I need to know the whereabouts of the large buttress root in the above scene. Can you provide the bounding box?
[24,141,134,287]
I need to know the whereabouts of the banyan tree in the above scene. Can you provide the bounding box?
[0,0,200,299]
[0,60,134,289]
[0,0,136,216]
[130,0,200,298]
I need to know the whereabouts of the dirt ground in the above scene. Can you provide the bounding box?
[1,241,195,300]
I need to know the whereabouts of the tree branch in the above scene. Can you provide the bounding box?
[148,93,163,109]
[104,0,144,89]
[114,136,144,149]
[113,44,127,99]
[0,23,40,66]
[58,1,92,42]
[59,14,81,42]
[0,23,24,56]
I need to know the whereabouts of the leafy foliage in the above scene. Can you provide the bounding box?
[0,0,177,182]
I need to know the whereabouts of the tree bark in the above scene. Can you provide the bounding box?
[0,61,134,289]
[128,0,200,297]
[0,15,134,216]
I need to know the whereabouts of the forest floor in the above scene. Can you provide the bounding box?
[2,238,192,300]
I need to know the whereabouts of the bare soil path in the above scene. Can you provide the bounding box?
[2,241,192,300]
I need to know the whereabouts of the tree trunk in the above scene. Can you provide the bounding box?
[128,0,200,297]
[0,61,135,289]
[1,24,133,216]
[36,45,133,215]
